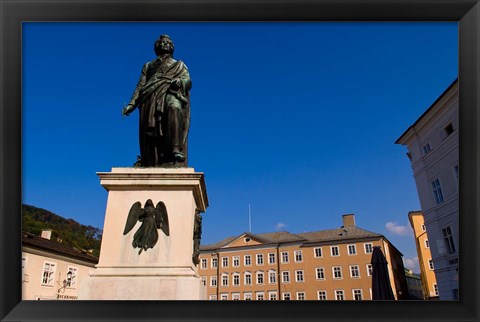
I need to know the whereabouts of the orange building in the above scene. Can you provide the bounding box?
[408,211,439,300]
[199,214,409,300]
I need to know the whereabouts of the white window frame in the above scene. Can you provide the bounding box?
[211,257,218,268]
[41,261,56,286]
[268,253,276,265]
[256,292,265,300]
[210,276,217,287]
[431,178,445,204]
[200,258,208,269]
[268,291,277,300]
[425,239,430,248]
[232,293,241,300]
[244,272,252,285]
[200,276,207,286]
[269,270,277,284]
[232,273,240,286]
[66,266,78,288]
[256,271,264,285]
[335,290,345,300]
[244,292,252,300]
[316,267,325,280]
[364,243,373,254]
[314,247,323,258]
[209,295,217,300]
[421,224,426,232]
[428,259,434,270]
[256,254,264,266]
[233,256,240,267]
[347,244,357,255]
[294,250,303,262]
[350,265,360,278]
[221,273,228,286]
[317,290,327,300]
[295,270,304,282]
[281,251,289,263]
[220,293,228,300]
[222,256,228,268]
[331,246,340,257]
[333,266,342,279]
[366,264,373,277]
[282,292,291,300]
[433,283,439,296]
[282,271,290,283]
[352,289,363,300]
[442,226,456,254]
[296,292,306,300]
[244,254,251,266]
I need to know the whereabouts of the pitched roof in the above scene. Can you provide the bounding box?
[200,226,382,251]
[22,232,99,264]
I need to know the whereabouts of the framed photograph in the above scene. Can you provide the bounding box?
[1,0,479,321]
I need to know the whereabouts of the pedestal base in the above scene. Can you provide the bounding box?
[79,167,208,300]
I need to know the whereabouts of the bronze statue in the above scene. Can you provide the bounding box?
[122,35,192,167]
[123,199,170,254]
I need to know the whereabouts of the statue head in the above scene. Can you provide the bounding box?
[145,199,154,207]
[154,34,174,56]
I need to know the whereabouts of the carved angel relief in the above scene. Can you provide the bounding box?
[123,199,170,254]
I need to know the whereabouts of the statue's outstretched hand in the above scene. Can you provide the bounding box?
[170,78,181,90]
[122,104,135,116]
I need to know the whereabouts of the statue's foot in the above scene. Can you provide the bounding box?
[173,152,185,162]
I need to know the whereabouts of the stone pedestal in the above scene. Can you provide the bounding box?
[79,167,208,300]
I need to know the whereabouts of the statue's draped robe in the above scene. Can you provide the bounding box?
[128,56,191,166]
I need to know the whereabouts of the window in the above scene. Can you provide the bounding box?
[41,262,56,286]
[333,266,342,279]
[256,272,264,285]
[269,270,276,284]
[211,258,218,268]
[296,292,306,300]
[453,165,459,182]
[268,253,276,264]
[232,293,240,300]
[220,293,228,300]
[244,272,252,285]
[295,270,304,282]
[221,273,228,286]
[282,292,291,300]
[335,290,345,300]
[317,291,327,300]
[282,271,290,283]
[294,250,303,262]
[314,247,323,258]
[429,259,434,270]
[22,257,28,283]
[281,251,289,263]
[222,257,228,267]
[431,178,444,204]
[443,226,456,254]
[233,273,240,286]
[256,292,264,300]
[348,244,357,255]
[366,264,373,277]
[353,289,363,300]
[444,123,454,137]
[423,143,432,155]
[232,256,240,267]
[244,255,251,266]
[350,265,360,278]
[210,276,217,287]
[200,276,207,286]
[256,254,264,265]
[331,246,340,257]
[201,258,208,269]
[433,283,439,296]
[209,295,217,300]
[316,267,325,280]
[425,239,430,248]
[66,266,78,288]
[421,224,426,232]
[268,291,277,300]
[364,243,373,254]
[244,293,252,300]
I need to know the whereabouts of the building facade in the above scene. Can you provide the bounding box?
[408,211,439,300]
[404,269,424,300]
[199,214,409,300]
[396,80,459,300]
[22,230,98,300]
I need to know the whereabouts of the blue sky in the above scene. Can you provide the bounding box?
[22,22,458,273]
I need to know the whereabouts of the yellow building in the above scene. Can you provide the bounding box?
[199,214,409,300]
[22,230,98,300]
[408,211,439,300]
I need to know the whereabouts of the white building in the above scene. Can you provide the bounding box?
[22,230,98,300]
[396,79,459,300]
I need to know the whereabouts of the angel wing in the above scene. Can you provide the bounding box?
[155,201,169,236]
[123,201,142,235]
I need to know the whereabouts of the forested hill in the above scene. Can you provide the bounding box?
[22,204,102,257]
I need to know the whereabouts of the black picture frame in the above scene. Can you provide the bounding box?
[1,1,478,321]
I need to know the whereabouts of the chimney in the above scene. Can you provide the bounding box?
[40,229,52,240]
[342,214,356,227]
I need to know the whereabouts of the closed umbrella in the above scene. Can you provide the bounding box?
[371,246,395,300]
